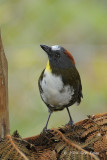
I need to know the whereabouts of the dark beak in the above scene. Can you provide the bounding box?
[40,44,51,55]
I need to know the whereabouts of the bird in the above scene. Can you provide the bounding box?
[38,44,83,131]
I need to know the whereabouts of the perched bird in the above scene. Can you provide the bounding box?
[39,45,83,131]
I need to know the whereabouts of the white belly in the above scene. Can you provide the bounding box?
[40,70,74,107]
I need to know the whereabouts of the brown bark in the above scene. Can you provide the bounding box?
[0,32,9,138]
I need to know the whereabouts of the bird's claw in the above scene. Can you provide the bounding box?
[65,120,75,131]
[42,127,50,134]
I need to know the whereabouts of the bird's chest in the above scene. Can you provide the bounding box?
[40,70,74,107]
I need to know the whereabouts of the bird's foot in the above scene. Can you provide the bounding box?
[42,127,50,134]
[66,119,74,126]
[65,120,75,131]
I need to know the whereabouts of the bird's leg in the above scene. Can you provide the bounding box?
[66,107,74,126]
[43,110,52,132]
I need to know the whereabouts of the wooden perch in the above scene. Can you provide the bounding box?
[0,33,107,159]
[0,32,9,138]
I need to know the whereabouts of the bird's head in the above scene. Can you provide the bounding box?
[40,44,75,70]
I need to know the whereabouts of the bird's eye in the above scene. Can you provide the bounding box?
[55,52,60,58]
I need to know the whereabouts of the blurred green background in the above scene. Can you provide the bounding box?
[0,0,107,138]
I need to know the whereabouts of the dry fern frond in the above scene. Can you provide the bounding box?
[0,134,29,160]
[51,129,99,160]
[0,112,106,159]
[23,112,106,159]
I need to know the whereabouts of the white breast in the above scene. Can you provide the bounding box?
[40,70,74,107]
